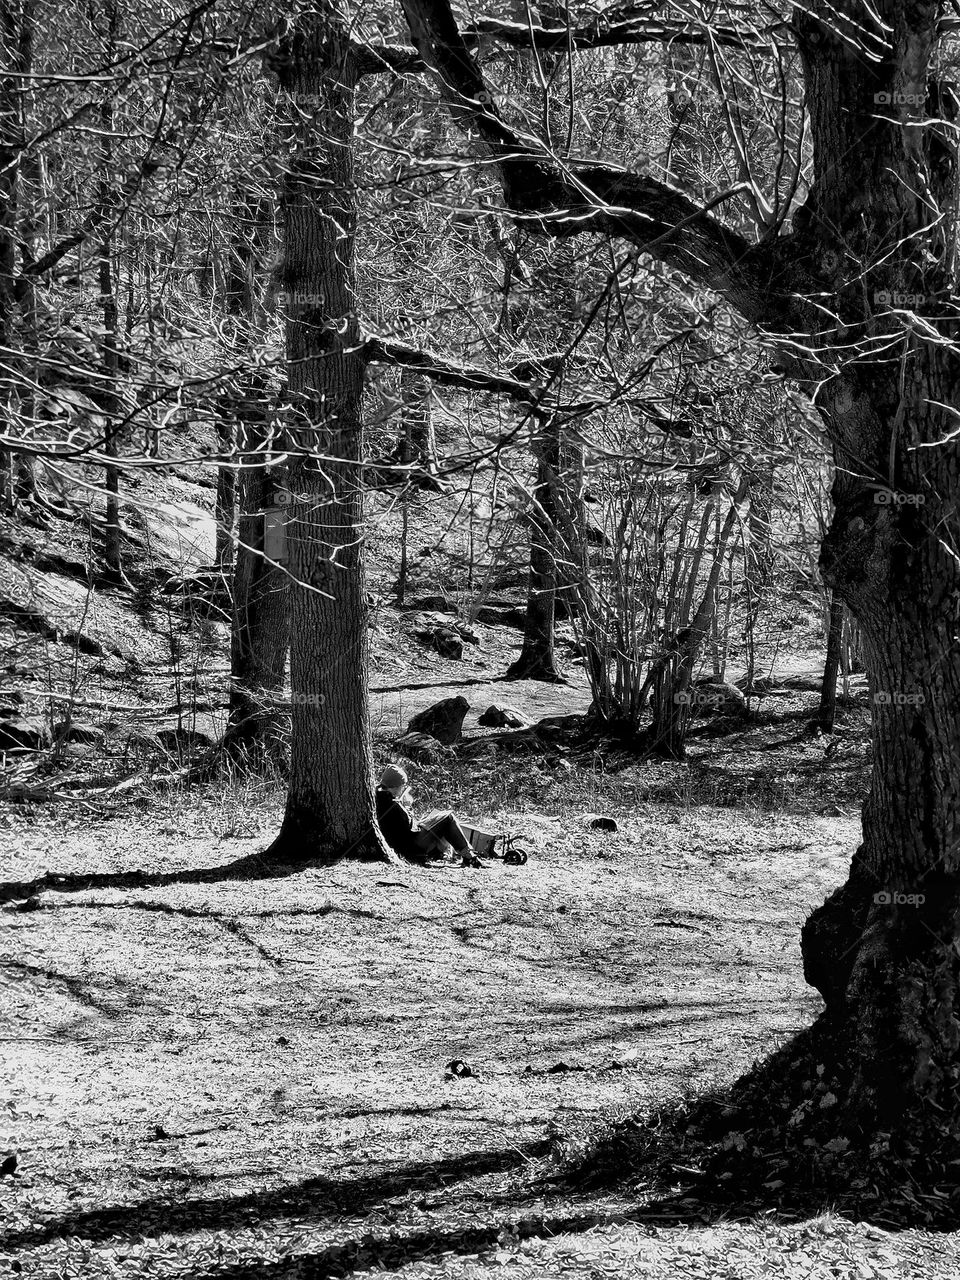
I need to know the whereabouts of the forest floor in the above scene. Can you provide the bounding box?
[3,471,957,1276]
[2,753,959,1279]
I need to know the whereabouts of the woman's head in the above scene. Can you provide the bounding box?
[379,763,409,796]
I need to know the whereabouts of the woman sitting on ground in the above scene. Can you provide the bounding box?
[375,764,473,865]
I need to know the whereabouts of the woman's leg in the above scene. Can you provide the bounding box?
[421,811,471,856]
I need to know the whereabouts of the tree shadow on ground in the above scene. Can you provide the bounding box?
[0,1140,550,1252]
[182,1055,960,1280]
[0,849,332,906]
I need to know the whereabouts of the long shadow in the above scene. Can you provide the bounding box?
[0,850,315,906]
[186,1208,651,1280]
[0,1140,549,1252]
[180,1165,960,1280]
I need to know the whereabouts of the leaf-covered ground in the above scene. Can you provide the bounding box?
[2,776,958,1279]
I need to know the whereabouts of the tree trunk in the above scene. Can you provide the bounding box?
[97,8,123,582]
[648,477,748,757]
[224,383,289,761]
[800,365,960,1138]
[0,0,34,513]
[506,411,563,681]
[817,589,844,732]
[214,421,236,572]
[219,185,290,761]
[263,1,389,863]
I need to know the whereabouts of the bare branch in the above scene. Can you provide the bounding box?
[397,0,795,327]
[365,334,541,402]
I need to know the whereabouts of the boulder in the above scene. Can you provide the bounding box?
[409,594,455,613]
[0,719,50,752]
[692,680,747,715]
[155,727,215,754]
[0,691,24,718]
[478,704,529,729]
[407,695,470,745]
[475,605,527,629]
[395,731,445,763]
[736,673,778,696]
[416,626,463,660]
[52,721,105,745]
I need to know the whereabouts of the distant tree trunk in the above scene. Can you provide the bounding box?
[224,384,289,761]
[817,589,844,732]
[506,410,563,681]
[648,477,748,757]
[0,8,17,510]
[398,366,434,468]
[0,0,35,512]
[218,185,290,761]
[97,4,123,582]
[743,461,776,685]
[214,429,236,571]
[264,0,389,863]
[11,2,36,510]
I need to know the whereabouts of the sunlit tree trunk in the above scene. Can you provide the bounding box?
[264,0,389,862]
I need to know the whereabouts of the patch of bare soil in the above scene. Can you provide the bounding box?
[2,784,956,1279]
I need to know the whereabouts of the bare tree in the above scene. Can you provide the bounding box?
[399,0,960,1153]
[262,0,389,863]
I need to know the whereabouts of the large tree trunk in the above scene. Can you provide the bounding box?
[263,1,388,863]
[800,369,960,1133]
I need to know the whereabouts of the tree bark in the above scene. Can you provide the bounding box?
[263,1,390,863]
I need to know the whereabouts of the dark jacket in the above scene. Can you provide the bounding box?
[375,788,418,857]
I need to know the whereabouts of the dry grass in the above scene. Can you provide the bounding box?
[4,777,954,1279]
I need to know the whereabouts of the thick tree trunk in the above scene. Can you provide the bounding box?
[800,368,960,1137]
[264,1,389,863]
